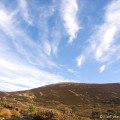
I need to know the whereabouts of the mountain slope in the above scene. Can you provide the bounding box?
[0,82,120,119]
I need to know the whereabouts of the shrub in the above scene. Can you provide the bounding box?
[71,105,78,113]
[11,109,20,117]
[0,108,11,118]
[28,104,36,114]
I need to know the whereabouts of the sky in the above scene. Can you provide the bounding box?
[0,0,120,91]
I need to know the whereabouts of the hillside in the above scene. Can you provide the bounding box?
[0,83,120,120]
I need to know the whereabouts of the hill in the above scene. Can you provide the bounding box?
[0,82,120,119]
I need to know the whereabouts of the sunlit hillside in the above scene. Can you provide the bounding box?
[0,83,120,120]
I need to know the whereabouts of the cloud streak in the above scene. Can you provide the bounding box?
[77,0,120,72]
[100,65,106,73]
[90,0,120,63]
[0,1,72,91]
[0,4,56,68]
[61,0,80,43]
[76,55,85,67]
[18,0,32,25]
[0,58,69,91]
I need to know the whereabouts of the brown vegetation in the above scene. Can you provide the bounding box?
[0,82,120,119]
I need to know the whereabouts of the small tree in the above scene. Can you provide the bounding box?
[28,104,36,114]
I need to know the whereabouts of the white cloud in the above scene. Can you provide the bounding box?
[18,0,32,25]
[90,0,120,62]
[76,55,85,67]
[0,6,56,68]
[0,58,69,91]
[0,82,26,92]
[43,41,51,56]
[0,3,69,91]
[67,68,76,74]
[0,8,17,38]
[61,0,80,43]
[37,6,61,56]
[0,1,79,91]
[77,0,120,70]
[100,65,106,73]
[51,27,61,56]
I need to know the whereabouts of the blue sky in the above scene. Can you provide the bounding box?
[0,0,120,91]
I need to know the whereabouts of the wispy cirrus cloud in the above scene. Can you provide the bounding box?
[61,0,80,43]
[0,4,56,68]
[77,0,120,72]
[37,6,60,56]
[0,7,17,38]
[51,25,62,56]
[76,55,85,67]
[18,0,32,25]
[100,65,106,73]
[0,1,71,91]
[43,41,52,56]
[67,68,80,77]
[0,0,85,91]
[90,0,120,63]
[0,58,69,91]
